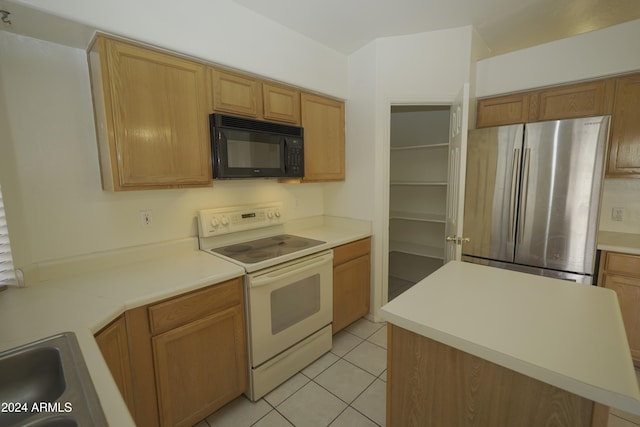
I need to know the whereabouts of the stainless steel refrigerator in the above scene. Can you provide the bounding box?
[461,116,609,284]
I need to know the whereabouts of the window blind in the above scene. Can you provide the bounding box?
[0,185,16,285]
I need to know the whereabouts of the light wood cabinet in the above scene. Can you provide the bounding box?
[333,238,371,334]
[211,68,262,118]
[599,251,640,362]
[476,92,531,128]
[211,70,301,125]
[88,35,212,191]
[300,93,346,182]
[262,82,301,125]
[153,304,246,427]
[94,315,135,416]
[124,277,247,427]
[607,74,640,177]
[529,79,615,122]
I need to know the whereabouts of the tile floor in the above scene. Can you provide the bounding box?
[195,318,640,427]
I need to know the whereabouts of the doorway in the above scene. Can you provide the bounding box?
[388,105,451,301]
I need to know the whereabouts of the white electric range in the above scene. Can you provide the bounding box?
[197,203,333,401]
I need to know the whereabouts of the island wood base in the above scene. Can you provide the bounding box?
[387,325,609,427]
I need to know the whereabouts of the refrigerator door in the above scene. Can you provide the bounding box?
[515,116,609,274]
[462,124,524,263]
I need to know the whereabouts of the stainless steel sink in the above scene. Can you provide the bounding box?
[0,332,107,427]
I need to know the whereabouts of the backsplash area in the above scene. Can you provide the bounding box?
[599,179,640,233]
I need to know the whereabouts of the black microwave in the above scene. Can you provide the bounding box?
[210,113,304,179]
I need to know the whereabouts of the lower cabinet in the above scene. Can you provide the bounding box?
[333,238,371,334]
[599,251,640,363]
[153,304,247,427]
[94,315,136,415]
[95,277,247,427]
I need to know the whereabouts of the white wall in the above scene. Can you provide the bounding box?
[0,31,325,268]
[600,180,640,233]
[15,0,348,98]
[475,19,640,235]
[476,19,640,97]
[325,26,474,319]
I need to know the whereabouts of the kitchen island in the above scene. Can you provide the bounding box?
[380,261,640,427]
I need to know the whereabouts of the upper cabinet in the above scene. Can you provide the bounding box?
[88,35,212,191]
[528,80,615,122]
[608,74,640,177]
[211,68,262,118]
[476,93,531,128]
[89,33,345,188]
[262,82,301,125]
[300,93,346,182]
[477,80,615,128]
[210,69,301,125]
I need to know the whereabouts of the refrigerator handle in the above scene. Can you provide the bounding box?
[519,148,532,243]
[509,148,521,242]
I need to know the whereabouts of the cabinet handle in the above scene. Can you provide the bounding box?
[446,236,471,244]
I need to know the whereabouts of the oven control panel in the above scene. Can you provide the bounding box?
[198,203,283,237]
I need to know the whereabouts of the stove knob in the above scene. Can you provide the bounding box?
[210,217,219,228]
[274,210,281,219]
[267,210,274,219]
[220,216,229,226]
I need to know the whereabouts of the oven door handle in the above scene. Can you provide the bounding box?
[250,252,333,288]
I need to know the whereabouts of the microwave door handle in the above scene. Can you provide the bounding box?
[282,138,289,174]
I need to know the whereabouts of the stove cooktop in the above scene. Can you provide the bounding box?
[209,234,325,264]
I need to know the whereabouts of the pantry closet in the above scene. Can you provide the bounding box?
[388,105,451,300]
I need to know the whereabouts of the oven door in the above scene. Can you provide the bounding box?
[245,250,333,367]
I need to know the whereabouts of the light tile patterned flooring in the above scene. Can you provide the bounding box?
[195,318,640,427]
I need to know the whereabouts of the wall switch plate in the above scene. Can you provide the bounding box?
[612,207,625,222]
[140,210,153,227]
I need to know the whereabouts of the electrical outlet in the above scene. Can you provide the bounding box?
[612,207,625,222]
[140,210,153,228]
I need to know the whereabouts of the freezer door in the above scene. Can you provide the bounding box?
[462,124,524,263]
[515,116,609,274]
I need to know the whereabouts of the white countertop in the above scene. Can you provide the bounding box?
[599,231,640,256]
[0,216,371,427]
[380,261,640,415]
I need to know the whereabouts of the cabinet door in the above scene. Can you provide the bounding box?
[153,305,247,427]
[607,74,640,177]
[262,82,301,125]
[333,252,371,334]
[89,36,212,190]
[211,68,262,118]
[602,273,640,361]
[95,316,135,415]
[301,93,345,182]
[529,80,615,122]
[476,93,530,128]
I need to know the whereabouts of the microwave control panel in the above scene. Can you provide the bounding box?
[198,203,283,237]
[285,138,304,177]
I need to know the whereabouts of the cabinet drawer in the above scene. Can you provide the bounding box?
[605,252,640,277]
[148,278,243,335]
[333,238,371,266]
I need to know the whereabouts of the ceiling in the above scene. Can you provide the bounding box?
[231,0,640,56]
